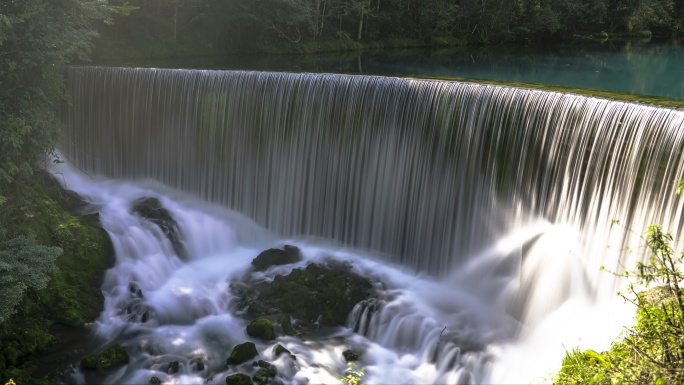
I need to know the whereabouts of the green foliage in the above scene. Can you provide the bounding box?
[555,347,609,384]
[341,362,365,385]
[91,0,684,59]
[555,224,684,384]
[0,234,61,323]
[0,174,114,384]
[0,0,114,191]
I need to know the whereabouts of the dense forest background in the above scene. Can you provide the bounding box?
[95,0,684,57]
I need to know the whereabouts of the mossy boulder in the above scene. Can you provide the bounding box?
[227,342,258,365]
[273,344,293,359]
[279,317,299,337]
[251,245,302,271]
[0,172,115,384]
[226,373,254,385]
[252,360,277,384]
[257,262,374,327]
[131,196,186,260]
[81,344,129,370]
[246,318,275,341]
[638,286,679,306]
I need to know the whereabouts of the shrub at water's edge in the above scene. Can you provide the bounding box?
[0,172,114,385]
[554,224,684,384]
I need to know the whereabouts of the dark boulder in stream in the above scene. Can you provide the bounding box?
[251,245,302,271]
[131,196,186,260]
[80,343,129,371]
[234,255,376,335]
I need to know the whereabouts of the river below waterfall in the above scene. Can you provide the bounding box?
[55,67,684,384]
[52,160,632,384]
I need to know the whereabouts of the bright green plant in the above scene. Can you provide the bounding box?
[341,362,365,385]
[555,222,684,384]
[0,233,62,323]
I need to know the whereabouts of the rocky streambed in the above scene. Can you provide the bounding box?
[76,197,382,385]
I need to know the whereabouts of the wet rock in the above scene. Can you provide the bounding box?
[273,344,292,358]
[150,377,162,384]
[124,300,154,323]
[251,245,302,271]
[167,360,180,374]
[256,262,374,328]
[257,360,277,373]
[342,349,359,362]
[248,301,269,314]
[279,317,299,337]
[227,342,259,365]
[80,344,129,370]
[129,282,144,298]
[190,356,205,371]
[252,360,277,384]
[131,196,186,260]
[226,373,254,385]
[246,318,275,341]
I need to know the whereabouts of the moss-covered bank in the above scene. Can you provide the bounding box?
[0,172,114,385]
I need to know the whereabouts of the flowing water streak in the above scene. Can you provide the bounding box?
[60,67,684,280]
[53,161,511,385]
[57,67,684,382]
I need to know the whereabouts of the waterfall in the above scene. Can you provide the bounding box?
[57,66,684,383]
[60,67,684,277]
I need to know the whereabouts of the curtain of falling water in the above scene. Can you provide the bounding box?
[59,67,684,279]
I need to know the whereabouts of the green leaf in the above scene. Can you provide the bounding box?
[677,180,684,195]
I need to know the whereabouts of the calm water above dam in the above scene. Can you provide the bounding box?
[98,40,684,99]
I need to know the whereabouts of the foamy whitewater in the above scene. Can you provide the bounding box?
[53,160,633,385]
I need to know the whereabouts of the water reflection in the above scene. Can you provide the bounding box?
[95,40,684,100]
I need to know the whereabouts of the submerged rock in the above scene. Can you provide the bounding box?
[247,318,276,340]
[226,373,254,385]
[251,245,302,271]
[150,377,162,384]
[131,196,186,260]
[227,342,259,365]
[80,343,129,370]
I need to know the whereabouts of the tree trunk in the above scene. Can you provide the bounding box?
[357,11,364,40]
[173,4,178,45]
